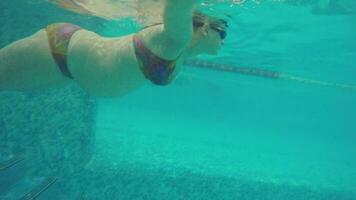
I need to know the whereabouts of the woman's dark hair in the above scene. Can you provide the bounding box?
[192,11,228,31]
[142,11,228,32]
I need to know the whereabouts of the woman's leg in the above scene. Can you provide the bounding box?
[0,29,71,91]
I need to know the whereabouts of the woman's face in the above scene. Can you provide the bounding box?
[193,25,226,55]
[205,26,225,54]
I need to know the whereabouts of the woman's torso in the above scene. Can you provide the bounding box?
[67,30,146,97]
[67,25,185,97]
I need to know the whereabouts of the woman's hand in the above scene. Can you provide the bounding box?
[164,0,201,7]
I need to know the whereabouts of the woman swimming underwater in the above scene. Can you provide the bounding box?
[0,0,228,97]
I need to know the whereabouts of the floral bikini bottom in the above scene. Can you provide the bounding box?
[45,23,82,79]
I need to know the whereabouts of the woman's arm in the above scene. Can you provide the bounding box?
[162,0,199,45]
[136,0,200,60]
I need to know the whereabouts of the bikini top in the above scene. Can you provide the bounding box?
[133,35,180,85]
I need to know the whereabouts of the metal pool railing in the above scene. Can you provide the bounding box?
[0,157,58,200]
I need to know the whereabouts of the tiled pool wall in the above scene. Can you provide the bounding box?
[0,84,97,177]
[42,162,356,200]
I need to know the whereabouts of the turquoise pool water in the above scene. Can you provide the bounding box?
[1,0,356,199]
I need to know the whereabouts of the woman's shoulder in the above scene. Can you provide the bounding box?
[137,25,188,60]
